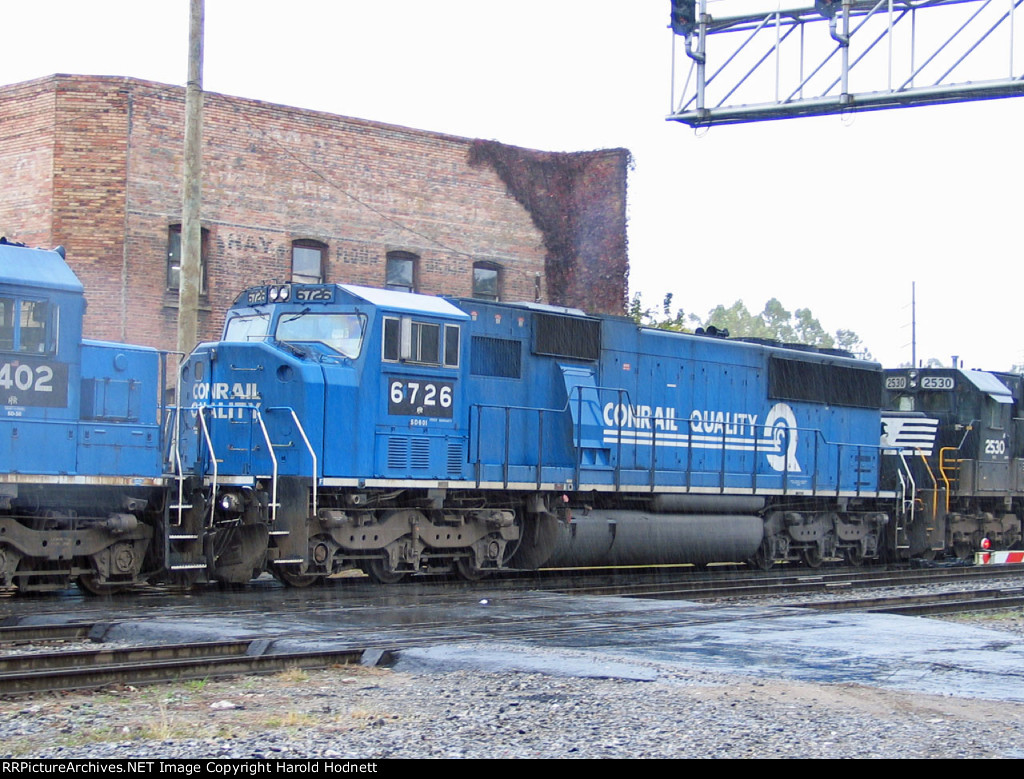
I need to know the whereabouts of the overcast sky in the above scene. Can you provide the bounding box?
[5,1,1022,370]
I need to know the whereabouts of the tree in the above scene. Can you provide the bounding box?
[835,329,874,361]
[629,292,698,332]
[761,299,797,343]
[631,292,873,359]
[703,300,764,339]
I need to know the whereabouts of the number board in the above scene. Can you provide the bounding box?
[884,376,907,390]
[921,376,955,390]
[0,359,69,407]
[293,285,334,303]
[388,378,454,419]
[246,288,267,305]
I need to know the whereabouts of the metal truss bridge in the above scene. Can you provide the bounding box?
[668,0,1024,126]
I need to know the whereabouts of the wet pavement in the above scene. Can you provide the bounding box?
[11,583,1024,703]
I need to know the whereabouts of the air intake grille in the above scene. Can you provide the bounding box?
[387,438,408,470]
[447,441,464,475]
[410,438,430,470]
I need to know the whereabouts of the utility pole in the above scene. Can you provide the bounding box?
[911,282,917,369]
[177,0,204,356]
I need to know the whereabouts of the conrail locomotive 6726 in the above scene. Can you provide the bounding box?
[2,239,1021,593]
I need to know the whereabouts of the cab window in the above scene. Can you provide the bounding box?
[224,314,271,343]
[276,313,366,358]
[383,317,459,367]
[0,297,53,354]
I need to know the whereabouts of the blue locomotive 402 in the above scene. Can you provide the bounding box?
[173,279,910,585]
[0,240,169,593]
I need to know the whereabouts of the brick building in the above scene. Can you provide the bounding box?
[0,75,630,352]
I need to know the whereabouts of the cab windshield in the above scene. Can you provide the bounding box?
[224,314,270,343]
[275,313,365,358]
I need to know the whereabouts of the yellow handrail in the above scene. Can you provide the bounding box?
[937,446,961,514]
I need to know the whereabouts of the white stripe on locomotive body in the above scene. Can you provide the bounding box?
[596,401,807,473]
[0,474,165,487]
[880,415,940,456]
[601,430,783,452]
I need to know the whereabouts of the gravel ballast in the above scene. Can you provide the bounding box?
[3,636,1024,759]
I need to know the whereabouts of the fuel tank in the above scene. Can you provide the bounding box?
[545,509,764,567]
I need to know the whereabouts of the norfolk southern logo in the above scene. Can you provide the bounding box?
[880,415,939,456]
[601,401,801,473]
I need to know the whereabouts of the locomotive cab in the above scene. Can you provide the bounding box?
[882,368,1023,558]
[0,241,165,593]
[176,282,505,586]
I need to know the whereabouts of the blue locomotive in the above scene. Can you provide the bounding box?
[1,238,995,594]
[0,240,168,593]
[174,280,899,583]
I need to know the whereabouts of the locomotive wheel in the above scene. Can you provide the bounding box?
[166,570,202,591]
[801,548,823,568]
[273,568,319,588]
[76,575,128,597]
[953,541,972,560]
[363,559,406,584]
[13,560,68,593]
[843,548,866,567]
[454,557,489,581]
[747,539,774,571]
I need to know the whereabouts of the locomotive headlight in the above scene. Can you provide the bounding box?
[219,492,244,513]
[269,287,280,301]
[278,286,290,301]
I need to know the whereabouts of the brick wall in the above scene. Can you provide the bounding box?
[0,80,57,249]
[0,75,630,351]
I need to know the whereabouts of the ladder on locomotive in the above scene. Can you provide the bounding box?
[894,448,948,557]
[165,403,318,578]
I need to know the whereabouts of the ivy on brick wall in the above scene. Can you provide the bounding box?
[468,140,630,316]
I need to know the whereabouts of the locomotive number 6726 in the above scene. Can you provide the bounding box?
[388,378,454,418]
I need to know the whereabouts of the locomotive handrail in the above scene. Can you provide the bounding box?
[916,450,940,521]
[266,406,318,517]
[807,429,884,498]
[194,406,218,527]
[937,446,959,514]
[470,401,566,488]
[170,404,186,529]
[896,455,914,549]
[567,384,630,491]
[188,402,279,525]
[250,408,279,524]
[471,387,887,498]
[933,420,975,513]
[158,349,183,456]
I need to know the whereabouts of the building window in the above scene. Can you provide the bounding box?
[385,251,417,293]
[167,224,208,294]
[472,262,501,301]
[292,240,326,284]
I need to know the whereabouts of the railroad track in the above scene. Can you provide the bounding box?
[2,587,1017,697]
[0,637,369,695]
[3,563,1024,696]
[542,561,1024,601]
[797,586,1024,617]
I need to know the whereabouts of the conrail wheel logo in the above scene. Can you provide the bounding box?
[764,402,801,473]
